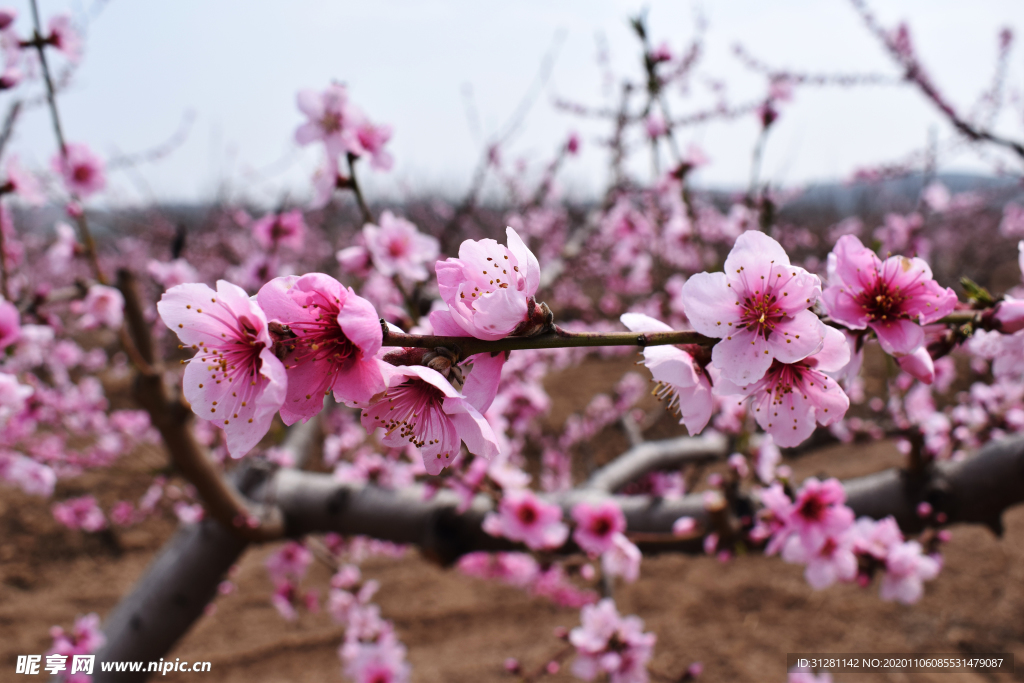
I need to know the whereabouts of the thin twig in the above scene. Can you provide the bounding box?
[345,152,374,226]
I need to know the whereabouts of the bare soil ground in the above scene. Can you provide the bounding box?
[1,357,1022,682]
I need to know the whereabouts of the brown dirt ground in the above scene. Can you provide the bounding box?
[1,357,1022,683]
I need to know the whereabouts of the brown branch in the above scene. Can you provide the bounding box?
[344,152,374,226]
[583,433,728,492]
[266,433,1024,563]
[29,0,106,284]
[381,324,713,359]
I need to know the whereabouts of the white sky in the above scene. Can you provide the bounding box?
[4,0,1022,207]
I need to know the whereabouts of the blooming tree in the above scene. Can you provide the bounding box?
[1,2,1023,682]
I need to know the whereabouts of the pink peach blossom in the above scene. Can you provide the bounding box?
[482,489,568,550]
[158,280,287,457]
[716,327,851,448]
[353,119,394,171]
[47,15,82,63]
[572,501,626,555]
[435,226,540,340]
[363,211,439,282]
[786,478,855,552]
[294,84,361,158]
[621,312,713,434]
[257,273,389,424]
[601,533,641,583]
[265,541,313,583]
[4,155,42,204]
[251,209,307,251]
[359,364,498,475]
[74,284,124,330]
[52,143,105,197]
[992,297,1024,334]
[822,234,957,356]
[570,599,656,683]
[681,231,826,385]
[782,532,857,589]
[52,495,106,532]
[49,613,105,658]
[880,540,940,604]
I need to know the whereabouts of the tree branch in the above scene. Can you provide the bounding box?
[92,423,320,683]
[381,325,712,358]
[266,433,1024,563]
[583,433,728,492]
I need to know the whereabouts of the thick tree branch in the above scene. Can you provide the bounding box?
[267,434,1024,563]
[583,433,729,492]
[93,423,320,683]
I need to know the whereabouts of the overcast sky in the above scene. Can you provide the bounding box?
[4,0,1022,207]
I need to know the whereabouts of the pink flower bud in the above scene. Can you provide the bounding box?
[994,298,1024,334]
[916,502,932,518]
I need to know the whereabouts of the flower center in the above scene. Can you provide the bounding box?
[858,279,906,323]
[516,505,538,525]
[287,299,358,367]
[72,164,93,183]
[796,494,825,522]
[321,111,343,134]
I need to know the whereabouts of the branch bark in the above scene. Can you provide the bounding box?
[92,422,319,683]
[266,433,1024,563]
[582,432,728,492]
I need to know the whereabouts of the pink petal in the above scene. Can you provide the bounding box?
[296,89,324,119]
[278,354,332,425]
[711,327,774,385]
[769,310,825,365]
[830,234,880,290]
[506,226,540,296]
[675,376,714,435]
[337,289,382,356]
[821,286,869,329]
[294,122,323,146]
[896,347,935,384]
[255,275,302,322]
[332,357,388,405]
[808,326,852,373]
[772,268,822,316]
[872,318,924,356]
[679,271,742,337]
[428,308,468,337]
[641,346,699,388]
[461,352,504,413]
[445,398,501,460]
[620,312,672,333]
[468,287,528,340]
[723,231,791,277]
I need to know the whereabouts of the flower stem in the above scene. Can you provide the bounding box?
[381,324,713,359]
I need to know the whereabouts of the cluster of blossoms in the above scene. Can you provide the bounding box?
[756,478,941,603]
[4,6,1024,682]
[256,538,410,682]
